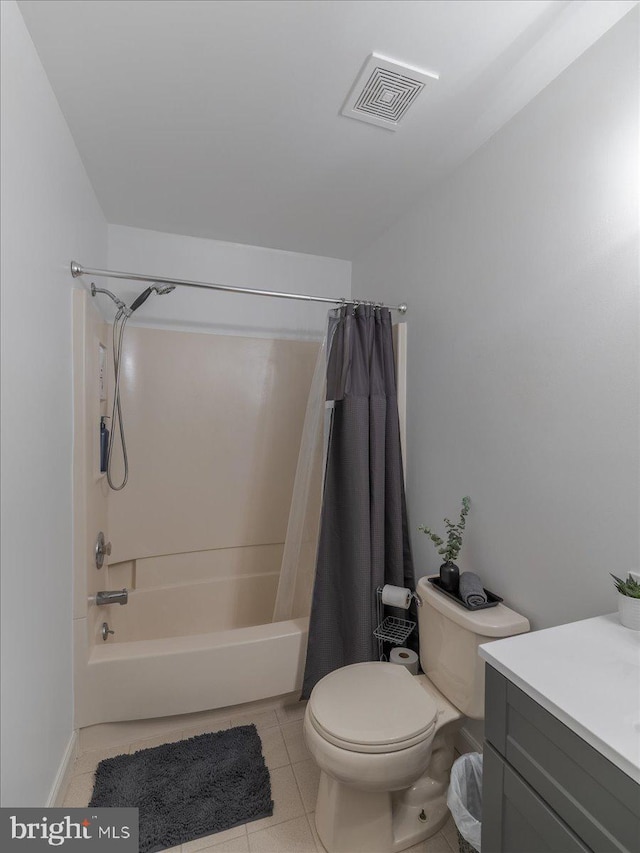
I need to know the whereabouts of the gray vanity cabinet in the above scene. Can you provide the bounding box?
[482,665,640,853]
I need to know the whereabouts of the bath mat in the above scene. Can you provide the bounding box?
[89,724,273,853]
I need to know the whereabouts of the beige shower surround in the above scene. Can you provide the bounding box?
[107,325,319,564]
[107,542,284,590]
[103,570,280,642]
[73,290,318,727]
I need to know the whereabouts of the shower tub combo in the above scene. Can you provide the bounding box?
[82,565,308,727]
[73,287,318,729]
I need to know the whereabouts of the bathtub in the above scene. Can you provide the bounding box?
[79,572,309,727]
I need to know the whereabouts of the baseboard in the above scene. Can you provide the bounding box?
[455,724,483,755]
[46,730,78,807]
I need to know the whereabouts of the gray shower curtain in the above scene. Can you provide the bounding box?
[301,304,415,699]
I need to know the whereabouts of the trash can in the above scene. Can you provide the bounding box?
[447,752,483,853]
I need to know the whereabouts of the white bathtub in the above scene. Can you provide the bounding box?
[79,572,308,727]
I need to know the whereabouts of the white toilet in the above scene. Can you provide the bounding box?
[303,574,530,853]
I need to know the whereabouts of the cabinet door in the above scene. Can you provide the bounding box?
[482,743,591,853]
[485,665,640,853]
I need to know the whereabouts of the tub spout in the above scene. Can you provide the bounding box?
[96,589,128,606]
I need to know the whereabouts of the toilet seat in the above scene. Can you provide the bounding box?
[307,662,438,754]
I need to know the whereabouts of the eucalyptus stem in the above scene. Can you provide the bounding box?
[419,496,471,564]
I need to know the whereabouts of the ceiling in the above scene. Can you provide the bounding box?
[18,0,636,260]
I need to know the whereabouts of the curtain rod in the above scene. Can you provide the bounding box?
[70,262,407,314]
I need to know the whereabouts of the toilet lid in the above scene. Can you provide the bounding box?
[308,662,437,753]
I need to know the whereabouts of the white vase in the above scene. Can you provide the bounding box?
[618,593,640,631]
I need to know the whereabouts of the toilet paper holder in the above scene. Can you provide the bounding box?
[373,586,417,660]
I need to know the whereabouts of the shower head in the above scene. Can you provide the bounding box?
[91,280,175,316]
[129,282,175,313]
[152,283,176,295]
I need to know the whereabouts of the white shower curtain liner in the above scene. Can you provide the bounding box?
[272,321,332,623]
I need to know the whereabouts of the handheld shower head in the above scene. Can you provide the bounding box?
[95,279,175,493]
[91,280,175,315]
[129,287,153,313]
[129,283,176,313]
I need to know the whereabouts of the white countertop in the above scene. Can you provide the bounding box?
[479,613,640,783]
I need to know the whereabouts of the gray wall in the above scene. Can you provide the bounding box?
[353,10,639,631]
[1,0,107,805]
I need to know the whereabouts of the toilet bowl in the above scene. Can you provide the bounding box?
[305,663,437,792]
[304,662,462,853]
[304,575,530,853]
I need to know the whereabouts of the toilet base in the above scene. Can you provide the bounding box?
[314,727,457,853]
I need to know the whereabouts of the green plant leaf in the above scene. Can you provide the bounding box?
[611,572,640,597]
[419,497,471,563]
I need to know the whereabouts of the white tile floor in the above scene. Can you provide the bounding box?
[64,698,459,853]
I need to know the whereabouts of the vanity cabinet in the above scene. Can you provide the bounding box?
[482,665,640,853]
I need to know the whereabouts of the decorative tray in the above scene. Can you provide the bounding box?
[427,576,503,610]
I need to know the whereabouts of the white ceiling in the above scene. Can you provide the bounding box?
[18,0,636,260]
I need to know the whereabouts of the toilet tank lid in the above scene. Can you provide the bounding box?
[417,576,530,638]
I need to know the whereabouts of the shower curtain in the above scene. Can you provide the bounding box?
[301,304,414,699]
[272,329,329,624]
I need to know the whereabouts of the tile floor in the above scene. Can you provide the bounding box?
[64,698,460,853]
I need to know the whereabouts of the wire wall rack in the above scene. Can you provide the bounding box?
[374,586,415,660]
[373,615,416,646]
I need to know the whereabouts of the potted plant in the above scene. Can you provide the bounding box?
[611,573,640,631]
[419,496,471,593]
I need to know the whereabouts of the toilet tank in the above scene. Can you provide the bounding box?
[416,576,529,719]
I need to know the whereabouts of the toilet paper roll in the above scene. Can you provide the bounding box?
[390,647,419,675]
[381,584,412,609]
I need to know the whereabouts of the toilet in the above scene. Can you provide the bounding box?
[303,574,530,853]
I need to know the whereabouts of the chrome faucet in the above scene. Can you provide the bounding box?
[96,588,128,606]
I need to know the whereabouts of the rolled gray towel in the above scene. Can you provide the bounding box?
[458,572,487,608]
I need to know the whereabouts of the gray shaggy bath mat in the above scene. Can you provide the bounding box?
[89,724,273,852]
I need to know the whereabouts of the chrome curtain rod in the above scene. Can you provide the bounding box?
[70,262,407,313]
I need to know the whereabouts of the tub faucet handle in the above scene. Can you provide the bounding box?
[101,622,115,641]
[95,531,112,569]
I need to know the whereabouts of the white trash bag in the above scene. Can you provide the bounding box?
[447,752,483,852]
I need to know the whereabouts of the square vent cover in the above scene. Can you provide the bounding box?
[341,53,438,131]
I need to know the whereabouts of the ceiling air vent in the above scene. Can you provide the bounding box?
[341,54,438,131]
